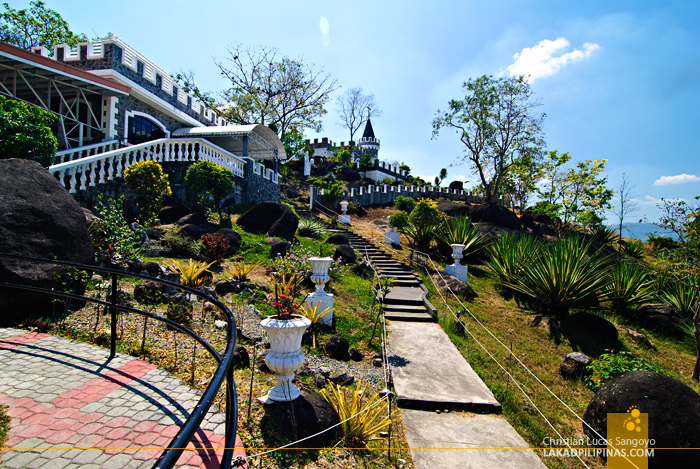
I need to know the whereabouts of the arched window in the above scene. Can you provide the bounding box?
[127,114,166,144]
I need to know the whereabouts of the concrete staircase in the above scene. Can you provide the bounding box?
[326,227,437,322]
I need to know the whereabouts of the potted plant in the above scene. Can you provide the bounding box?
[259,273,311,403]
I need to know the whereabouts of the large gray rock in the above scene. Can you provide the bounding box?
[583,371,700,467]
[636,303,686,336]
[237,201,299,241]
[470,204,522,230]
[430,271,478,300]
[0,159,94,325]
[333,244,357,264]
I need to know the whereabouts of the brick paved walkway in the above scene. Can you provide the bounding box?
[0,328,246,469]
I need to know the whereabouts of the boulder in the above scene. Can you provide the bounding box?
[431,271,478,300]
[333,245,357,264]
[140,261,164,277]
[158,204,192,224]
[349,348,364,361]
[214,279,238,296]
[231,345,250,369]
[566,312,619,350]
[179,224,213,240]
[470,204,522,230]
[133,281,169,304]
[619,326,655,349]
[337,164,361,181]
[237,201,299,241]
[255,352,271,373]
[559,352,591,380]
[324,334,350,360]
[583,371,700,466]
[269,241,289,260]
[436,200,472,217]
[448,181,464,191]
[531,316,564,339]
[326,233,349,245]
[329,372,355,386]
[82,207,98,228]
[262,386,342,448]
[217,228,242,255]
[636,303,686,336]
[352,260,374,279]
[282,183,300,199]
[177,212,209,226]
[0,159,95,325]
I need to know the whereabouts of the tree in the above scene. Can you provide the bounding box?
[611,173,639,242]
[214,43,339,141]
[281,125,306,162]
[336,87,382,143]
[437,168,447,187]
[0,95,57,167]
[0,1,86,52]
[501,153,544,209]
[123,161,171,223]
[432,75,546,204]
[184,161,235,223]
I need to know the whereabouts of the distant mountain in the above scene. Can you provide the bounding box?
[610,222,679,241]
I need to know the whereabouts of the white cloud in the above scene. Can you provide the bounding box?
[453,175,470,181]
[632,195,687,206]
[505,38,600,81]
[653,174,700,185]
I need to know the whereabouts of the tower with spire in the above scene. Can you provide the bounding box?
[356,118,380,161]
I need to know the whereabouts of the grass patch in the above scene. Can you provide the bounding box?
[0,404,10,448]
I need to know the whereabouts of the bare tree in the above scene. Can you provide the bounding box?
[336,87,382,143]
[612,173,639,241]
[214,43,338,140]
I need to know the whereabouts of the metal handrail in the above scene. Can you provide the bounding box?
[0,253,239,469]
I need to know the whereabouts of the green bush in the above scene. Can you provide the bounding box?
[484,233,542,286]
[507,235,612,317]
[0,95,57,167]
[388,212,409,231]
[124,160,171,223]
[590,225,619,246]
[94,195,145,259]
[184,161,235,223]
[162,231,201,258]
[646,233,679,251]
[297,218,327,239]
[436,214,490,258]
[620,240,645,259]
[662,280,699,317]
[601,262,654,313]
[394,195,416,213]
[584,352,663,391]
[166,301,193,326]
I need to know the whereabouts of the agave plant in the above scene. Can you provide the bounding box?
[601,262,654,312]
[297,218,327,239]
[483,233,543,286]
[320,379,396,447]
[227,261,261,282]
[507,235,612,317]
[590,225,619,246]
[402,221,439,252]
[299,301,333,348]
[165,259,215,288]
[662,280,700,317]
[436,214,490,257]
[620,240,645,259]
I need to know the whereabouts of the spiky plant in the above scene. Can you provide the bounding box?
[297,218,327,239]
[662,281,700,318]
[507,235,612,317]
[620,240,645,259]
[165,259,215,288]
[226,261,261,282]
[320,380,396,447]
[590,225,619,246]
[483,233,543,286]
[299,301,333,348]
[602,262,654,312]
[436,214,490,257]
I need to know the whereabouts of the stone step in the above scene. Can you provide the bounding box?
[384,311,436,322]
[391,280,422,287]
[384,304,428,313]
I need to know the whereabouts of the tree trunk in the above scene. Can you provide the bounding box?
[693,310,700,380]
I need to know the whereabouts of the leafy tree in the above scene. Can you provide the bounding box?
[432,75,546,204]
[335,86,382,143]
[336,149,351,166]
[0,1,86,52]
[184,161,235,223]
[358,154,373,173]
[282,126,306,162]
[399,163,411,175]
[214,43,338,141]
[501,153,544,209]
[436,168,447,187]
[123,161,172,223]
[0,95,57,167]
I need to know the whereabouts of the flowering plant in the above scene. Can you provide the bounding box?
[272,241,349,280]
[258,273,307,320]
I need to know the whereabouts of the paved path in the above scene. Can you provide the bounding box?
[0,328,245,469]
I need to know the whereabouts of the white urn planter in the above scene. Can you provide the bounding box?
[259,315,311,402]
[339,200,351,225]
[307,257,334,326]
[446,243,469,283]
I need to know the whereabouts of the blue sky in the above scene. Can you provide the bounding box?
[18,0,700,223]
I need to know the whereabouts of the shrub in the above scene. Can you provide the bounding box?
[394,195,416,213]
[123,160,171,223]
[0,95,57,167]
[165,259,214,288]
[406,199,442,250]
[382,176,395,185]
[273,242,348,280]
[620,240,645,259]
[297,218,327,239]
[94,195,145,259]
[200,233,230,263]
[436,214,490,257]
[184,161,235,223]
[388,212,409,231]
[162,231,201,258]
[601,262,654,312]
[662,280,699,317]
[646,233,679,251]
[508,235,612,317]
[227,262,261,282]
[299,301,333,348]
[166,302,193,326]
[484,233,542,286]
[590,225,618,246]
[584,352,663,391]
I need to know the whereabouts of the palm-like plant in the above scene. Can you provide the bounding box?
[297,218,327,239]
[436,214,490,257]
[620,240,645,259]
[507,235,612,317]
[484,233,543,286]
[590,225,619,246]
[299,301,333,348]
[602,262,654,312]
[662,281,700,317]
[227,261,261,282]
[320,380,396,447]
[402,222,439,252]
[165,259,215,288]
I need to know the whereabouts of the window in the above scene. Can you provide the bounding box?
[127,114,165,144]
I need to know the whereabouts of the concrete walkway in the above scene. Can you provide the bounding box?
[0,328,245,469]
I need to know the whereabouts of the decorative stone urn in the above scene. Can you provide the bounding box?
[446,243,468,283]
[259,315,311,402]
[339,200,351,225]
[307,257,334,326]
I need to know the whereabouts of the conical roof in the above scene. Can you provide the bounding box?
[362,118,376,140]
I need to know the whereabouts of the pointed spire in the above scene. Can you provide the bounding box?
[362,118,376,140]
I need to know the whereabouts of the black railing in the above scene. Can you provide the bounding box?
[0,253,239,469]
